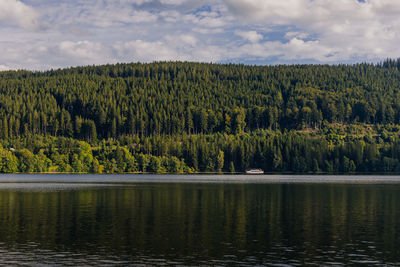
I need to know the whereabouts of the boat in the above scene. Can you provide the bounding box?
[245,169,264,174]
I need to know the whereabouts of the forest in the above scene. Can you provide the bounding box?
[2,60,400,173]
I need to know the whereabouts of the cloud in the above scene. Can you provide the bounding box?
[56,1,158,28]
[115,0,188,5]
[0,0,40,29]
[58,41,104,60]
[223,0,366,25]
[113,40,180,62]
[2,0,400,70]
[120,0,153,4]
[222,0,400,62]
[113,34,223,62]
[160,0,187,4]
[0,65,12,71]
[0,0,229,70]
[235,30,263,43]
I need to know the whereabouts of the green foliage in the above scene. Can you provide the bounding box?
[166,156,184,173]
[104,159,118,174]
[16,149,35,173]
[3,61,400,173]
[71,154,84,173]
[148,156,162,173]
[2,61,400,139]
[0,146,18,173]
[229,161,235,173]
[137,153,150,172]
[216,150,224,173]
[92,158,102,173]
[2,127,400,174]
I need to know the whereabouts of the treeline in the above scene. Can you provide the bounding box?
[2,124,400,173]
[3,61,400,173]
[2,60,400,139]
[117,126,400,173]
[0,135,191,174]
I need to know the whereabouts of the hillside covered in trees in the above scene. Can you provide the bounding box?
[2,60,400,173]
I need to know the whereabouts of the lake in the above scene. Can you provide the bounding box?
[0,174,399,265]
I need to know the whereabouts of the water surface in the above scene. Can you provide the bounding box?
[0,174,399,265]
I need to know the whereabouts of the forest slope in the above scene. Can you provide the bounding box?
[1,61,400,173]
[1,60,400,138]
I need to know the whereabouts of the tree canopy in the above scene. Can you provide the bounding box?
[1,60,400,173]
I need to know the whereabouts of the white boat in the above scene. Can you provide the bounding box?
[245,169,264,174]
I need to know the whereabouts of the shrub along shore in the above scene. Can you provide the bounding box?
[1,123,400,174]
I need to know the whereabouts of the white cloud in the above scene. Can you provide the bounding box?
[182,13,228,28]
[120,0,153,4]
[285,32,309,40]
[192,27,224,34]
[223,0,400,61]
[235,30,263,43]
[58,41,103,60]
[160,0,187,4]
[0,0,40,29]
[113,34,223,62]
[2,0,400,70]
[165,34,198,46]
[223,0,367,25]
[117,0,189,4]
[113,40,181,62]
[0,65,12,71]
[67,2,158,28]
[228,38,332,63]
[55,41,119,67]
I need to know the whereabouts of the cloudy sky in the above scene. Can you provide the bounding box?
[1,0,400,70]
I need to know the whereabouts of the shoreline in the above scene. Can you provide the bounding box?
[3,171,400,176]
[1,173,400,184]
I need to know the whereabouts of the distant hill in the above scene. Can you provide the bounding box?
[1,60,400,140]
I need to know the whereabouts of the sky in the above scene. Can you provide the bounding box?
[1,0,400,70]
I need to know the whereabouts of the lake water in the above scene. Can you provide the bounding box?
[0,174,400,265]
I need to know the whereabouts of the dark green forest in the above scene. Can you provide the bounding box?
[2,60,400,173]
